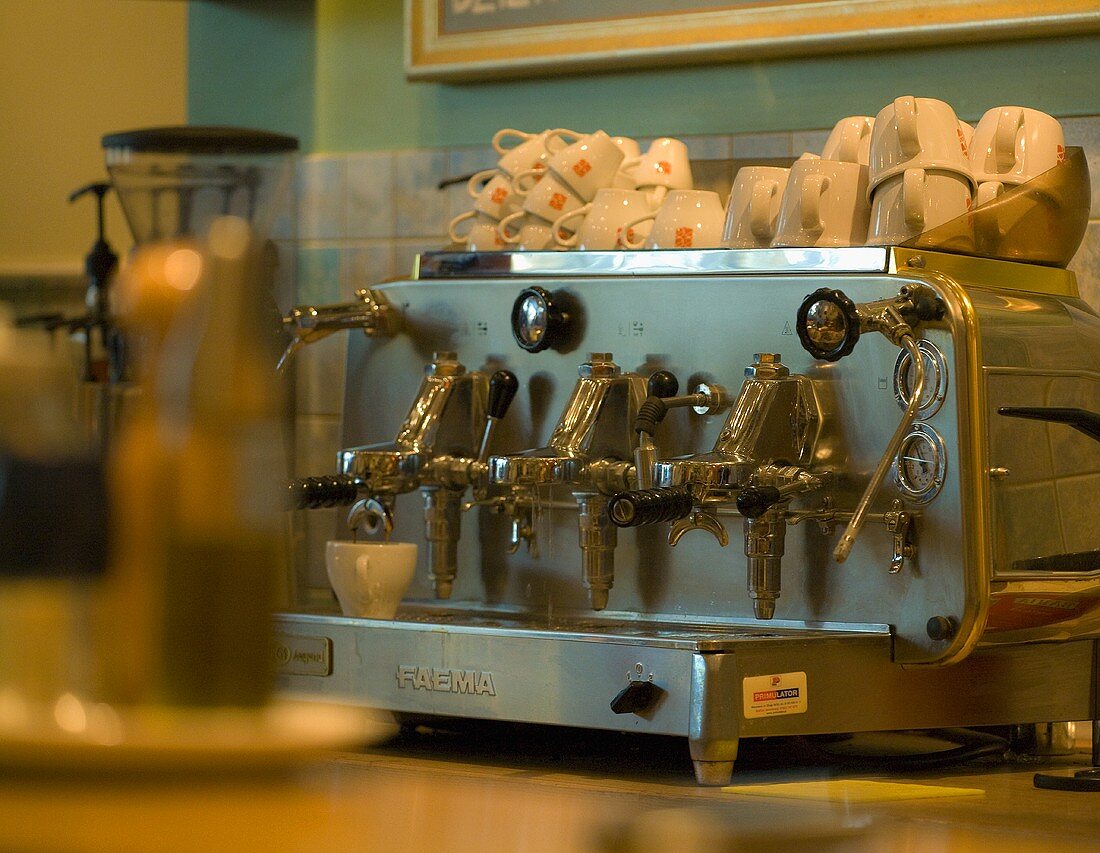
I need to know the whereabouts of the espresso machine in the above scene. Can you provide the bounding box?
[276,164,1100,784]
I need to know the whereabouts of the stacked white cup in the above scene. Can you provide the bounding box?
[865,96,976,246]
[968,106,1065,206]
[498,129,630,250]
[448,127,582,251]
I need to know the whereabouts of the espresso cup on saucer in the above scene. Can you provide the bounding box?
[544,130,625,202]
[866,167,973,245]
[621,189,723,250]
[723,166,789,248]
[498,212,559,250]
[551,188,655,250]
[969,106,1065,187]
[822,116,875,165]
[325,540,417,620]
[449,210,508,251]
[495,128,584,180]
[773,158,870,247]
[620,137,694,205]
[868,96,973,194]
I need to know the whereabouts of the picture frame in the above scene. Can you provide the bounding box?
[406,0,1100,82]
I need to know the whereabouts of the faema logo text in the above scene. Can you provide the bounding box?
[396,665,496,696]
[743,671,808,719]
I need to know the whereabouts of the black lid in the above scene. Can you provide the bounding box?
[102,126,299,155]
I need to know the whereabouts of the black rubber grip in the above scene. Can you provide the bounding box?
[633,397,669,436]
[608,487,694,528]
[487,370,519,419]
[288,475,362,510]
[998,407,1100,443]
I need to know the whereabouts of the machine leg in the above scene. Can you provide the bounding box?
[692,759,736,787]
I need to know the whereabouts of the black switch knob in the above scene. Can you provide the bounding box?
[610,680,665,715]
[511,286,570,353]
[647,370,679,399]
[796,287,861,362]
[487,370,519,419]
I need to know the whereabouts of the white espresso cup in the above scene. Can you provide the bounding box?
[449,210,508,251]
[969,106,1065,187]
[325,540,417,619]
[494,128,584,178]
[723,166,790,248]
[498,212,559,250]
[551,188,655,250]
[866,167,973,246]
[822,116,875,166]
[619,137,694,203]
[465,170,522,220]
[868,96,973,194]
[773,158,871,248]
[544,130,626,202]
[621,189,724,250]
[611,137,642,188]
[508,170,585,221]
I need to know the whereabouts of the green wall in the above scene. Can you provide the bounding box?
[190,0,1100,153]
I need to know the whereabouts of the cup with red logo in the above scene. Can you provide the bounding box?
[618,137,694,206]
[867,97,974,195]
[619,189,723,250]
[969,106,1065,205]
[504,170,585,225]
[550,188,655,250]
[448,211,509,251]
[468,171,522,220]
[537,130,626,202]
[493,127,584,181]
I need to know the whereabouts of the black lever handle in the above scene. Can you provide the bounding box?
[998,407,1100,443]
[608,487,694,528]
[647,370,679,399]
[736,485,784,519]
[487,370,519,420]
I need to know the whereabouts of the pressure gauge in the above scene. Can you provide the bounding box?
[893,340,948,417]
[894,423,947,502]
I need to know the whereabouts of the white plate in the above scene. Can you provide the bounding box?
[0,692,393,773]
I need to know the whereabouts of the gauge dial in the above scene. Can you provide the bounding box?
[894,424,947,502]
[893,341,948,417]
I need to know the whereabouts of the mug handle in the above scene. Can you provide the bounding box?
[619,212,657,249]
[895,96,921,158]
[994,108,1023,172]
[546,128,585,154]
[492,128,534,155]
[643,185,668,208]
[448,209,478,244]
[466,168,499,199]
[511,167,545,197]
[748,180,779,240]
[497,210,526,244]
[976,180,1004,208]
[799,174,829,232]
[551,204,591,248]
[902,168,926,227]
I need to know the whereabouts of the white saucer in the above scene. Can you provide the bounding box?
[0,692,393,773]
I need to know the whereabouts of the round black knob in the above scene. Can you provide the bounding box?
[511,286,568,353]
[926,615,957,641]
[647,370,679,399]
[796,288,861,362]
[736,485,783,519]
[487,370,519,419]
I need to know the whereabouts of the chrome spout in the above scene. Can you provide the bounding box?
[279,288,396,371]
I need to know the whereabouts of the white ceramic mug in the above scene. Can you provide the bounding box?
[723,166,790,248]
[773,158,871,248]
[449,210,508,251]
[325,540,417,619]
[969,106,1065,186]
[508,170,585,221]
[494,127,584,178]
[611,137,642,188]
[498,212,559,250]
[465,170,522,220]
[868,96,973,194]
[975,180,1005,208]
[866,167,973,246]
[619,137,694,201]
[543,130,625,202]
[621,189,724,250]
[822,116,875,166]
[551,188,655,250]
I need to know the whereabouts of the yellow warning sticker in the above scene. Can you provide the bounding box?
[742,671,807,719]
[722,779,985,802]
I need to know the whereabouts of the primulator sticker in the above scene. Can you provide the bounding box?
[742,671,808,719]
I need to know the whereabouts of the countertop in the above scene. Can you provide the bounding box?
[1,720,1098,851]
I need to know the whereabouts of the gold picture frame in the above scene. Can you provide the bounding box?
[406,0,1100,82]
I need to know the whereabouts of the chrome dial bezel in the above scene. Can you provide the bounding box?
[893,423,947,503]
[893,340,948,418]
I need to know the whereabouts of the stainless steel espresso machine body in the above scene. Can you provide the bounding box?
[276,247,1100,784]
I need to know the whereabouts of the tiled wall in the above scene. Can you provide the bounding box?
[283,118,1100,592]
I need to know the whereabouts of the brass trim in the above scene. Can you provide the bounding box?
[890,248,1080,298]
